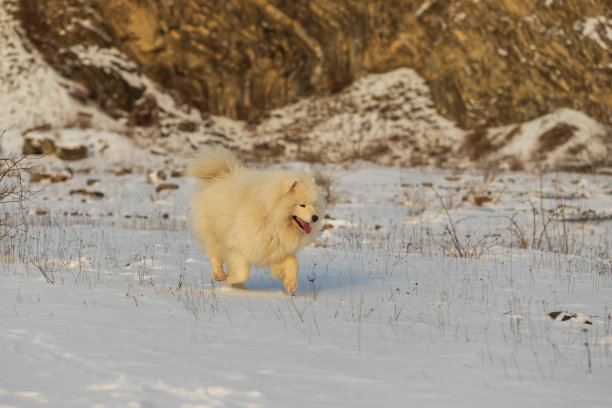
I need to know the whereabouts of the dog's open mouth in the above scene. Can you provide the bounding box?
[292,216,312,234]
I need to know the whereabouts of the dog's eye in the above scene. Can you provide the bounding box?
[299,204,306,208]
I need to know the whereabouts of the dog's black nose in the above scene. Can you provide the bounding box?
[312,215,319,223]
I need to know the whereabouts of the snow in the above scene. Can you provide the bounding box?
[67,44,203,124]
[252,68,465,167]
[2,155,612,407]
[490,108,610,170]
[0,1,119,135]
[575,16,612,51]
[416,1,436,17]
[2,2,612,406]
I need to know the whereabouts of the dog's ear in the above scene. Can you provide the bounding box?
[288,178,299,193]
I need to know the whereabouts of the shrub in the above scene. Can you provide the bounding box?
[0,129,36,240]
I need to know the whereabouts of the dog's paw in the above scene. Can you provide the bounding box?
[211,268,227,281]
[282,277,297,294]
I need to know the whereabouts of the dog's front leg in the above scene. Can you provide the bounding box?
[225,252,250,286]
[271,256,298,293]
[209,257,227,281]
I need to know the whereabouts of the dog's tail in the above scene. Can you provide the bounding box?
[189,146,242,185]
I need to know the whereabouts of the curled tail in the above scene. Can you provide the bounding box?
[189,146,242,186]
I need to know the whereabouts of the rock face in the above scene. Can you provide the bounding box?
[17,0,612,128]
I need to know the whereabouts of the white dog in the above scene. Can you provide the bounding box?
[189,146,325,293]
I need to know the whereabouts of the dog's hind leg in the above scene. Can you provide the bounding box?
[225,252,250,286]
[209,257,227,281]
[271,256,298,293]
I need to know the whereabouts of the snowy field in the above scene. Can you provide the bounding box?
[1,150,612,408]
[1,2,612,404]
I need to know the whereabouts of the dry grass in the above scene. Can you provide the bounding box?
[311,165,337,205]
[504,172,585,256]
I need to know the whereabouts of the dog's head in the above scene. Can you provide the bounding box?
[285,177,325,237]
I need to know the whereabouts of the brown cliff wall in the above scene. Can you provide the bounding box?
[18,0,611,128]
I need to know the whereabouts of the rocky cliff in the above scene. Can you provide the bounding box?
[17,0,611,129]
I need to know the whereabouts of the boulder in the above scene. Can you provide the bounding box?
[23,138,56,155]
[56,146,88,161]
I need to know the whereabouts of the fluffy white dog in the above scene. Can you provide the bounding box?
[189,146,325,293]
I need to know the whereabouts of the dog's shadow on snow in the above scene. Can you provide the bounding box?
[192,254,364,297]
[215,273,304,296]
[214,267,357,298]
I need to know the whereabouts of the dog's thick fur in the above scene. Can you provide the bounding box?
[189,146,325,292]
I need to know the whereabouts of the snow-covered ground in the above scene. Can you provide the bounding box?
[1,149,612,407]
[2,1,612,406]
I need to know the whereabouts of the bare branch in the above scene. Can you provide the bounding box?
[0,128,37,240]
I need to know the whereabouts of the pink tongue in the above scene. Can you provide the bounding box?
[300,219,312,234]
